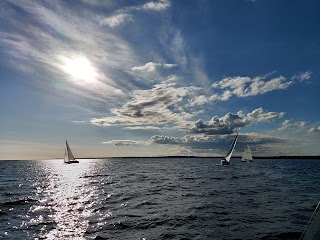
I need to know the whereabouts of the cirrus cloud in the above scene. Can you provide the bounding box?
[100,13,133,28]
[131,62,177,72]
[142,0,171,11]
[292,70,312,82]
[100,0,171,29]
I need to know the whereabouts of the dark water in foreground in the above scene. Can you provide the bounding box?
[0,158,320,240]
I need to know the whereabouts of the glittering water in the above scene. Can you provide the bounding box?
[0,158,320,239]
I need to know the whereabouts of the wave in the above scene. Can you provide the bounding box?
[1,198,38,207]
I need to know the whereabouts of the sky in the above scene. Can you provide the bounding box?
[1,0,320,160]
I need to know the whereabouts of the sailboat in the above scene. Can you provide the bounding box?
[301,201,320,240]
[241,145,253,163]
[64,140,79,164]
[220,133,238,166]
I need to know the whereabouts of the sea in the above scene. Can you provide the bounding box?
[0,158,320,240]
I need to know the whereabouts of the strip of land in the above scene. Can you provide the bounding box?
[77,156,320,159]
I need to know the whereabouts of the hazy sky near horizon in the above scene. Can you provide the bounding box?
[1,0,320,160]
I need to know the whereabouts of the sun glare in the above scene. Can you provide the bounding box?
[60,55,99,84]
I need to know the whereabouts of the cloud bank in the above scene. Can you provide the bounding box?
[149,133,287,155]
[189,108,285,135]
[91,80,200,127]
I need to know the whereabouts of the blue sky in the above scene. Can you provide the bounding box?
[1,0,320,160]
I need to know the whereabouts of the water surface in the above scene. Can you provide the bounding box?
[0,158,319,239]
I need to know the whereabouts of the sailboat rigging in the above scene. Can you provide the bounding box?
[241,145,253,163]
[220,133,238,166]
[64,140,79,164]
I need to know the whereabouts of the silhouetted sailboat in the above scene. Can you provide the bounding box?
[64,140,79,164]
[301,201,320,240]
[241,145,253,163]
[220,133,238,166]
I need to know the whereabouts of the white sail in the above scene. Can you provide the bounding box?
[241,145,253,162]
[224,133,238,163]
[64,141,75,163]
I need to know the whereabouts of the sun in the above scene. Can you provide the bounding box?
[59,55,98,84]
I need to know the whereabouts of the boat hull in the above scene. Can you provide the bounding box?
[220,159,230,166]
[65,160,79,164]
[241,159,253,163]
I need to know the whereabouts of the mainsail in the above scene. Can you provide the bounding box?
[223,133,238,163]
[64,140,75,163]
[241,145,253,162]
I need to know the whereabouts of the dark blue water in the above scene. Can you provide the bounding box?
[0,158,320,239]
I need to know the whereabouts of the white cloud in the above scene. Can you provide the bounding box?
[142,0,171,11]
[100,13,133,27]
[278,120,309,131]
[245,108,285,122]
[102,140,147,146]
[308,126,320,133]
[149,135,182,144]
[91,81,200,127]
[292,70,312,82]
[211,75,293,101]
[163,63,177,68]
[187,95,209,107]
[186,74,294,108]
[72,120,87,123]
[99,0,171,29]
[131,62,161,72]
[209,90,233,102]
[131,62,176,72]
[212,76,252,89]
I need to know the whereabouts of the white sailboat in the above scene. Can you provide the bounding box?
[220,133,238,166]
[241,145,253,163]
[64,140,79,164]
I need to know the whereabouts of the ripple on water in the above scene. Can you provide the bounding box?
[0,159,320,239]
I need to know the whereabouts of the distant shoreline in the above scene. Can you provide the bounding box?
[1,156,320,161]
[77,155,320,160]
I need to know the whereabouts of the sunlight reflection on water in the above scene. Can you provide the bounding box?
[34,160,98,239]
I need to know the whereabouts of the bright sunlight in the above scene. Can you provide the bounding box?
[59,55,99,84]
